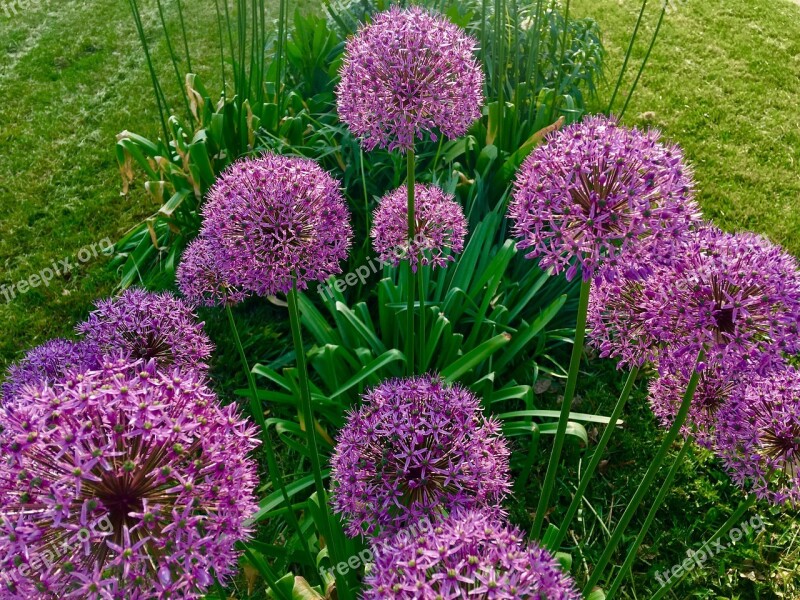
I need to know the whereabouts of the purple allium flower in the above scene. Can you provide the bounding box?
[331,376,510,538]
[0,358,260,598]
[648,354,743,447]
[509,115,700,281]
[1,338,100,405]
[371,184,467,271]
[77,288,213,373]
[199,154,353,296]
[715,365,800,505]
[177,237,249,308]
[363,509,580,599]
[336,6,484,153]
[588,227,800,372]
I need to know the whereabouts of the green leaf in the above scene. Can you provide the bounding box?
[440,334,510,382]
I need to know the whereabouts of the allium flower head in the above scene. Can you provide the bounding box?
[371,184,467,271]
[337,6,484,153]
[716,365,800,505]
[200,154,352,296]
[177,237,248,308]
[649,354,743,447]
[588,227,800,372]
[0,359,259,598]
[1,338,99,405]
[363,509,580,599]
[331,376,510,538]
[77,288,213,373]
[509,115,700,281]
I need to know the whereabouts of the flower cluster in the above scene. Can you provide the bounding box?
[716,366,800,505]
[198,154,353,297]
[77,288,214,373]
[509,115,700,281]
[362,509,580,599]
[371,184,467,271]
[177,237,249,308]
[0,359,259,598]
[331,376,510,538]
[1,338,99,405]
[588,227,800,373]
[648,353,743,447]
[337,6,484,153]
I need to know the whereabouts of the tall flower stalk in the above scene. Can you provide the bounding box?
[337,6,483,374]
[509,115,700,540]
[582,351,704,593]
[406,151,416,373]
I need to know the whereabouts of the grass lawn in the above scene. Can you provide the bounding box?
[572,0,800,255]
[0,0,262,368]
[0,0,798,598]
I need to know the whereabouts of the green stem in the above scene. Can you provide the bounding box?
[651,494,758,600]
[547,0,571,124]
[361,148,370,251]
[532,278,591,539]
[418,267,425,366]
[552,366,640,550]
[605,437,693,598]
[606,0,648,114]
[582,351,704,594]
[175,0,193,74]
[287,283,352,599]
[274,0,288,129]
[224,305,316,576]
[619,3,666,120]
[242,546,292,600]
[406,149,416,376]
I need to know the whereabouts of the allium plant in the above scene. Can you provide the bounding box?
[0,358,259,598]
[177,237,248,308]
[1,338,99,405]
[716,365,800,506]
[362,509,580,599]
[336,6,483,153]
[371,184,467,271]
[199,154,353,296]
[509,115,700,282]
[648,354,743,447]
[77,288,213,373]
[588,227,800,373]
[331,376,510,538]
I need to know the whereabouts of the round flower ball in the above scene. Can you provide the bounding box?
[177,237,248,308]
[0,359,260,598]
[371,184,467,272]
[331,375,510,538]
[1,338,99,405]
[200,154,353,296]
[509,115,700,281]
[337,6,484,153]
[588,227,800,373]
[715,365,800,506]
[363,509,580,599]
[77,288,213,373]
[649,353,744,447]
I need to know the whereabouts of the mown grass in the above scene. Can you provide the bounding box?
[0,0,271,369]
[572,0,800,255]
